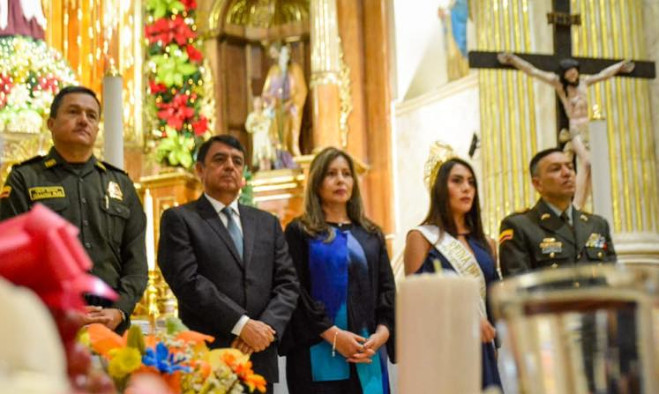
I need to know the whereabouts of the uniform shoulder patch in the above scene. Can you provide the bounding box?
[499,229,514,244]
[0,185,11,199]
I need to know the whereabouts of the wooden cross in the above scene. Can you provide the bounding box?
[468,0,656,134]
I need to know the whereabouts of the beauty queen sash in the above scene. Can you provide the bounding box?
[415,225,488,318]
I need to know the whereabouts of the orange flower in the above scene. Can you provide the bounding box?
[161,370,182,392]
[176,330,214,345]
[243,372,267,393]
[87,323,126,357]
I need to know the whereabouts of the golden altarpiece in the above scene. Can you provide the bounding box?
[137,0,394,321]
[1,0,394,323]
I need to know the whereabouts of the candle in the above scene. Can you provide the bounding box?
[144,188,155,271]
[397,274,481,394]
[102,73,124,169]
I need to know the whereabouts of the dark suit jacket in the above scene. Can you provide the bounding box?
[158,195,299,382]
[499,199,616,277]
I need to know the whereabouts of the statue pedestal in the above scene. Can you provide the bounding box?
[252,167,306,227]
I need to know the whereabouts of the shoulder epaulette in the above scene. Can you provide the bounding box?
[100,160,128,175]
[13,155,44,167]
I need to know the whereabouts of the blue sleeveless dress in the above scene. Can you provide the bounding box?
[414,235,503,391]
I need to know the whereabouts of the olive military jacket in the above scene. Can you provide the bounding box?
[499,199,616,277]
[0,148,147,319]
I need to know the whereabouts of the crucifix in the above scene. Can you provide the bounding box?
[469,0,655,130]
[468,0,656,210]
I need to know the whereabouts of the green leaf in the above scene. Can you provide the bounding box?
[179,151,193,168]
[168,151,179,166]
[126,325,146,355]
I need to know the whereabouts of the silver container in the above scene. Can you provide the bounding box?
[491,264,659,393]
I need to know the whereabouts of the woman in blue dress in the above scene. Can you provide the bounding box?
[403,157,502,391]
[281,147,396,394]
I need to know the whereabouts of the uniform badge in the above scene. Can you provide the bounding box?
[28,186,65,200]
[541,213,551,220]
[499,229,513,244]
[107,181,123,200]
[540,237,562,254]
[44,158,57,168]
[580,214,589,222]
[586,233,606,248]
[0,185,11,199]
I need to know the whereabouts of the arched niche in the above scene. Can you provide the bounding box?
[205,0,313,163]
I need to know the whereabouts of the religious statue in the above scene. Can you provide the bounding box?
[498,52,634,209]
[261,43,307,157]
[437,0,469,81]
[245,96,276,171]
[0,0,46,39]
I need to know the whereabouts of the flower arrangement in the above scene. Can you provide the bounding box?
[0,36,77,133]
[145,0,216,169]
[84,317,267,393]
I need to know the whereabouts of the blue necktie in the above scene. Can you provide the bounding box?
[222,207,243,259]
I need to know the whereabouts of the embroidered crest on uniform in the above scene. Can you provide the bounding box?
[107,181,123,200]
[44,158,57,168]
[0,185,11,198]
[541,213,551,220]
[28,186,65,200]
[586,233,606,248]
[499,229,513,244]
[540,237,562,254]
[580,214,589,222]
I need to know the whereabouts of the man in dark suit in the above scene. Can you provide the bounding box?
[499,147,616,277]
[158,135,299,391]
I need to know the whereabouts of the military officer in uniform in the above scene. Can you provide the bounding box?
[0,86,147,333]
[499,147,616,277]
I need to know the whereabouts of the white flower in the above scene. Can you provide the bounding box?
[7,85,31,108]
[7,109,43,133]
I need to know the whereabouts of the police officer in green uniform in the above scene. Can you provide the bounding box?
[499,147,616,277]
[0,86,147,333]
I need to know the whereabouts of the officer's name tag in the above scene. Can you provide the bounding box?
[540,237,562,254]
[29,186,65,200]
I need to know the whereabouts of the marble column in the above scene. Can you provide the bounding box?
[571,0,659,262]
[310,0,342,150]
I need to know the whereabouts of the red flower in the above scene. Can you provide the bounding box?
[186,45,203,63]
[181,0,197,11]
[157,94,195,131]
[145,18,174,46]
[171,16,196,46]
[149,80,168,94]
[0,74,12,93]
[145,16,195,47]
[191,116,208,136]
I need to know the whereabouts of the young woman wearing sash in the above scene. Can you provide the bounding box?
[404,157,502,390]
[281,147,396,394]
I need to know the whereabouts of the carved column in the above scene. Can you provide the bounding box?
[310,0,342,149]
[474,0,548,235]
